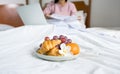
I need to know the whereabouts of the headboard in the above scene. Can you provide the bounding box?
[0,4,24,27]
[73,0,91,28]
[0,0,28,27]
[40,0,91,28]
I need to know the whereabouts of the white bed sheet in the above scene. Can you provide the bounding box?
[87,27,120,39]
[0,25,120,74]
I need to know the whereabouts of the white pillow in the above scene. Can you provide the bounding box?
[75,10,87,25]
[0,24,14,31]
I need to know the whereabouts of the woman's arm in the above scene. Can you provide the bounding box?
[70,3,77,16]
[43,5,51,18]
[43,2,54,18]
[45,14,52,19]
[70,3,81,20]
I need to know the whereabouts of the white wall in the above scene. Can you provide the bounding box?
[28,0,39,4]
[91,0,120,27]
[0,0,26,4]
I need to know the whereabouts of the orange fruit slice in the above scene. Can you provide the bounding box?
[66,43,80,55]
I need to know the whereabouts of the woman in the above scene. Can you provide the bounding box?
[43,0,77,18]
[43,0,84,29]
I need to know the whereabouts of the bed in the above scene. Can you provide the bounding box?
[0,0,120,74]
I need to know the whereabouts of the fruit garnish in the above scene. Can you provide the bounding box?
[45,37,50,41]
[59,35,65,39]
[59,43,72,56]
[66,43,80,55]
[64,36,68,40]
[39,43,42,47]
[53,36,58,40]
[55,45,61,49]
[61,38,66,43]
[67,39,72,43]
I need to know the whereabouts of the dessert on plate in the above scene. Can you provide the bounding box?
[37,35,80,56]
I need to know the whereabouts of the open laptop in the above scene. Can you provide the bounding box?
[17,3,48,25]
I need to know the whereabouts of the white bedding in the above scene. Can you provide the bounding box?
[0,24,120,74]
[87,27,120,39]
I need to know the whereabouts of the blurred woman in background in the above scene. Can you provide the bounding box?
[43,0,77,18]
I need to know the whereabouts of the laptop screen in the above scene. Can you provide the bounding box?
[17,3,48,25]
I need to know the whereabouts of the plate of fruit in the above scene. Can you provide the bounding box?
[35,35,80,61]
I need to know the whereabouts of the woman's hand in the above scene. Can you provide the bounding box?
[78,16,81,21]
[45,14,51,19]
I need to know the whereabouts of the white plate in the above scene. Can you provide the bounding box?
[34,49,80,61]
[34,35,80,61]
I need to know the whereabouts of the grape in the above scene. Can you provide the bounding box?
[39,43,42,47]
[45,37,50,41]
[59,35,65,39]
[64,36,67,40]
[56,44,61,50]
[61,38,66,43]
[67,39,72,43]
[53,36,58,40]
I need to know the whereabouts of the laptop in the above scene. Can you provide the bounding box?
[17,3,48,25]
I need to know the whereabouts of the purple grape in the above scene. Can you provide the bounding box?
[45,37,50,41]
[67,39,72,43]
[56,44,61,50]
[39,43,42,47]
[59,35,65,39]
[61,38,66,43]
[53,36,58,40]
[64,36,68,40]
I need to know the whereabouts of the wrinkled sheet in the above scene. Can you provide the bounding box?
[87,27,120,39]
[0,25,120,74]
